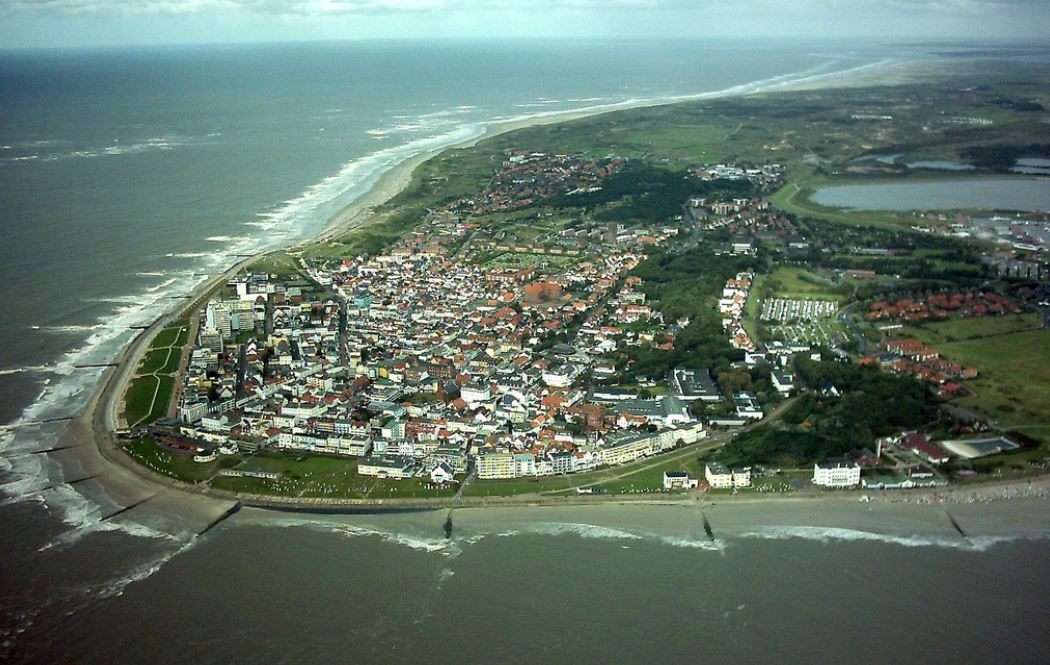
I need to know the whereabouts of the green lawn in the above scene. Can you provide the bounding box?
[138,347,182,376]
[753,266,851,303]
[148,375,174,423]
[151,322,189,349]
[365,478,458,499]
[938,329,1050,439]
[248,253,306,279]
[139,348,173,374]
[207,453,459,499]
[598,456,704,494]
[125,374,174,427]
[124,375,160,426]
[899,313,1041,346]
[463,475,581,497]
[210,452,355,496]
[161,349,183,374]
[210,474,310,496]
[122,436,220,484]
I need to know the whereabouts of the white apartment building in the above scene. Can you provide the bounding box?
[812,460,861,488]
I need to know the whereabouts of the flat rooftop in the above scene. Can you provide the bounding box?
[940,436,1019,459]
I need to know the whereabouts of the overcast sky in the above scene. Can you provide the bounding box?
[0,0,1047,49]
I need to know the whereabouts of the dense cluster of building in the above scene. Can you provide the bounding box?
[691,162,784,186]
[719,272,757,351]
[157,217,728,485]
[867,290,1021,322]
[137,146,1037,499]
[438,151,625,218]
[872,338,979,392]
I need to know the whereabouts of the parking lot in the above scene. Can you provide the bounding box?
[761,298,838,323]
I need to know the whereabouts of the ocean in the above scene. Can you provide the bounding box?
[0,40,1048,663]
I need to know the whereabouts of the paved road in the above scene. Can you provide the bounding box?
[838,301,868,354]
[453,468,477,502]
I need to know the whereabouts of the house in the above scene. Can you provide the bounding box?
[704,463,751,488]
[731,237,755,255]
[705,463,734,489]
[358,455,415,480]
[432,444,469,473]
[771,370,795,396]
[846,447,880,467]
[812,459,861,487]
[898,432,952,465]
[663,471,698,490]
[550,450,575,475]
[731,466,752,488]
[460,381,493,405]
[591,386,639,403]
[429,462,455,484]
[734,391,763,420]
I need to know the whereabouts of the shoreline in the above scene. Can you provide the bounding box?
[58,53,1046,521]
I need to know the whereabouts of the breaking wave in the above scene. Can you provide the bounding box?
[86,537,201,600]
[256,516,724,555]
[0,136,201,165]
[495,521,725,552]
[738,525,1035,552]
[263,517,461,555]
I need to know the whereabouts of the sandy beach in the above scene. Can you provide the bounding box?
[57,52,1050,534]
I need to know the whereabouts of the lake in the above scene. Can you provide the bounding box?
[811,177,1050,211]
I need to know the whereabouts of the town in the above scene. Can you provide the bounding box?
[118,142,1050,501]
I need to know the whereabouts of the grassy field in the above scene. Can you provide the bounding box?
[211,452,357,496]
[753,266,851,303]
[937,328,1050,439]
[205,452,460,500]
[123,319,189,427]
[124,375,160,426]
[248,252,307,279]
[886,314,1048,439]
[139,348,173,374]
[597,455,704,494]
[210,473,309,496]
[151,321,189,349]
[122,436,221,484]
[124,371,175,427]
[899,312,1041,346]
[463,474,581,497]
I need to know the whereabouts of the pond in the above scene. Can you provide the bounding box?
[811,177,1050,211]
[1012,158,1050,175]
